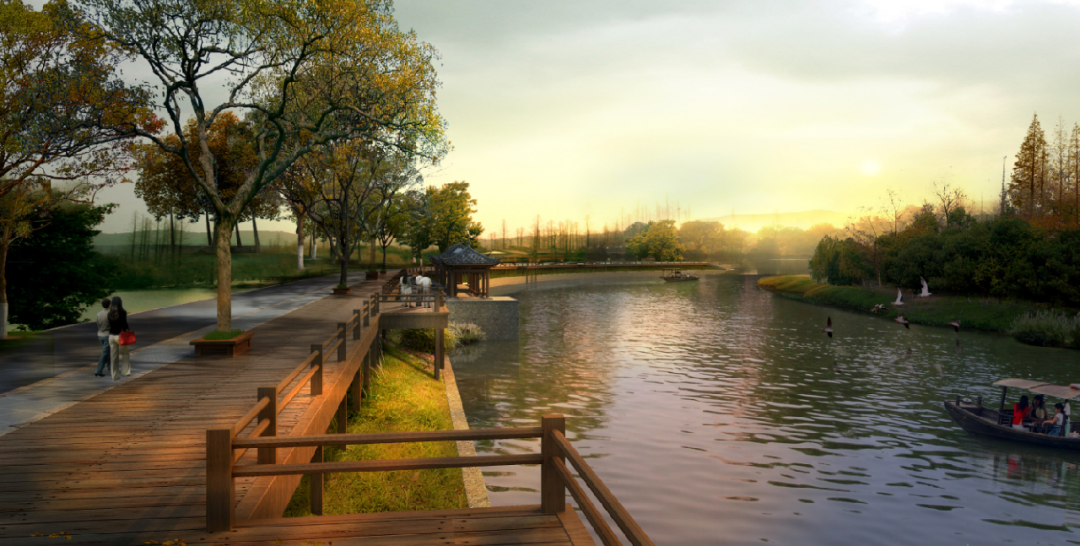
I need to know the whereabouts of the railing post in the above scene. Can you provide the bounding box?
[310,344,323,396]
[257,387,277,465]
[372,294,379,315]
[337,322,347,362]
[435,290,443,312]
[541,414,566,514]
[362,347,372,394]
[353,309,362,340]
[352,360,363,410]
[433,328,443,381]
[363,301,370,328]
[310,446,323,516]
[206,429,235,532]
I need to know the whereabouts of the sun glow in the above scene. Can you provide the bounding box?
[861,160,881,176]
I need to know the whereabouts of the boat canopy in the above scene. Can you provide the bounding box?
[993,379,1080,400]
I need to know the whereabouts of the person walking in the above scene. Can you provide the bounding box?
[94,298,111,377]
[107,296,132,381]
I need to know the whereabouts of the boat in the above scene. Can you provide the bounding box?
[661,269,699,282]
[944,378,1080,449]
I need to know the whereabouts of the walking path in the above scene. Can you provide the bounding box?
[0,273,363,435]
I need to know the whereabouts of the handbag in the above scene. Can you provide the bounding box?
[118,329,136,346]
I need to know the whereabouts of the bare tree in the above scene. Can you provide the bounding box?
[932,177,967,228]
[882,189,906,235]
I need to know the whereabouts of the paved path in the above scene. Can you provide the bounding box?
[0,273,365,395]
[0,273,365,434]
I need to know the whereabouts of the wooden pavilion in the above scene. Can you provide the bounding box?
[429,243,501,298]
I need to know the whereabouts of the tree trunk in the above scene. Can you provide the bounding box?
[296,210,304,270]
[339,255,348,286]
[169,212,175,250]
[235,223,243,248]
[205,214,212,247]
[0,231,9,340]
[252,215,261,252]
[381,243,388,271]
[311,233,317,260]
[214,218,234,332]
[369,238,376,267]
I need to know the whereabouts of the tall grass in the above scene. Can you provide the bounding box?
[449,323,485,345]
[283,345,467,516]
[1011,311,1080,347]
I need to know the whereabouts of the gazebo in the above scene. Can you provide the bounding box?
[429,243,501,298]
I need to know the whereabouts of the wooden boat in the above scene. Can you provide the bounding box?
[661,269,699,282]
[944,378,1080,449]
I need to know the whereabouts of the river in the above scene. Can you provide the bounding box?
[451,274,1080,545]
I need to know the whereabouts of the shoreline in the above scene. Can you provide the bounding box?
[756,275,1037,334]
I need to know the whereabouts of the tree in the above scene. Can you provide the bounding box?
[70,0,447,331]
[627,220,684,261]
[7,197,116,330]
[931,177,967,229]
[375,190,420,270]
[1010,113,1050,220]
[0,0,155,339]
[678,221,723,255]
[412,181,483,252]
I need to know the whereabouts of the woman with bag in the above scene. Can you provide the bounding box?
[107,296,134,380]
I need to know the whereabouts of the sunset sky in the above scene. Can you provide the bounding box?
[92,0,1080,234]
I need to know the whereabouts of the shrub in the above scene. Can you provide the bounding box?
[1010,310,1078,347]
[449,323,485,345]
[399,328,457,353]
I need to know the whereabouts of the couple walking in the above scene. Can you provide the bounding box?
[94,297,133,381]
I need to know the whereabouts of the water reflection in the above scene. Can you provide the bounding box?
[452,275,1080,545]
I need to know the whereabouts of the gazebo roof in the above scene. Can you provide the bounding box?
[431,243,501,267]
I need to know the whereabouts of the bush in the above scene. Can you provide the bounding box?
[449,323,485,345]
[1010,310,1079,347]
[399,328,457,353]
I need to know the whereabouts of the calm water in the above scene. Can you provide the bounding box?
[452,275,1080,546]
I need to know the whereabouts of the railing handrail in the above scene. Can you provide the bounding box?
[233,454,542,478]
[552,429,655,546]
[232,426,543,449]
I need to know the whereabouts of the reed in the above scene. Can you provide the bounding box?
[1010,310,1080,347]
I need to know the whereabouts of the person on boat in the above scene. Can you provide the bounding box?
[1031,395,1049,429]
[1012,395,1031,430]
[1043,403,1066,436]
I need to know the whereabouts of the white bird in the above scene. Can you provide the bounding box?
[822,316,833,338]
[895,315,910,329]
[892,288,905,306]
[872,304,888,313]
[918,276,932,298]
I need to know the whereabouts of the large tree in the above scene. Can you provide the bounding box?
[69,0,447,331]
[0,0,154,339]
[627,220,683,261]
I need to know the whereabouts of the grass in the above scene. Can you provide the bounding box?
[757,275,1031,333]
[283,344,467,516]
[1011,310,1080,347]
[202,329,245,340]
[0,330,42,350]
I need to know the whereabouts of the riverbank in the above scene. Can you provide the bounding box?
[283,344,468,516]
[756,275,1032,333]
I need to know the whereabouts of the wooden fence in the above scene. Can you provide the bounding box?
[206,292,380,531]
[209,415,654,546]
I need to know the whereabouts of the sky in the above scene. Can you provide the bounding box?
[84,0,1080,234]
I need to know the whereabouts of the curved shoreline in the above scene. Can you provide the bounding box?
[490,268,729,296]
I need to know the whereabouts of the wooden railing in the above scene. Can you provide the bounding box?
[207,415,655,546]
[378,290,444,311]
[207,291,381,532]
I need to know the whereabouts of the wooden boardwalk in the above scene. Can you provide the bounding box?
[0,276,603,546]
